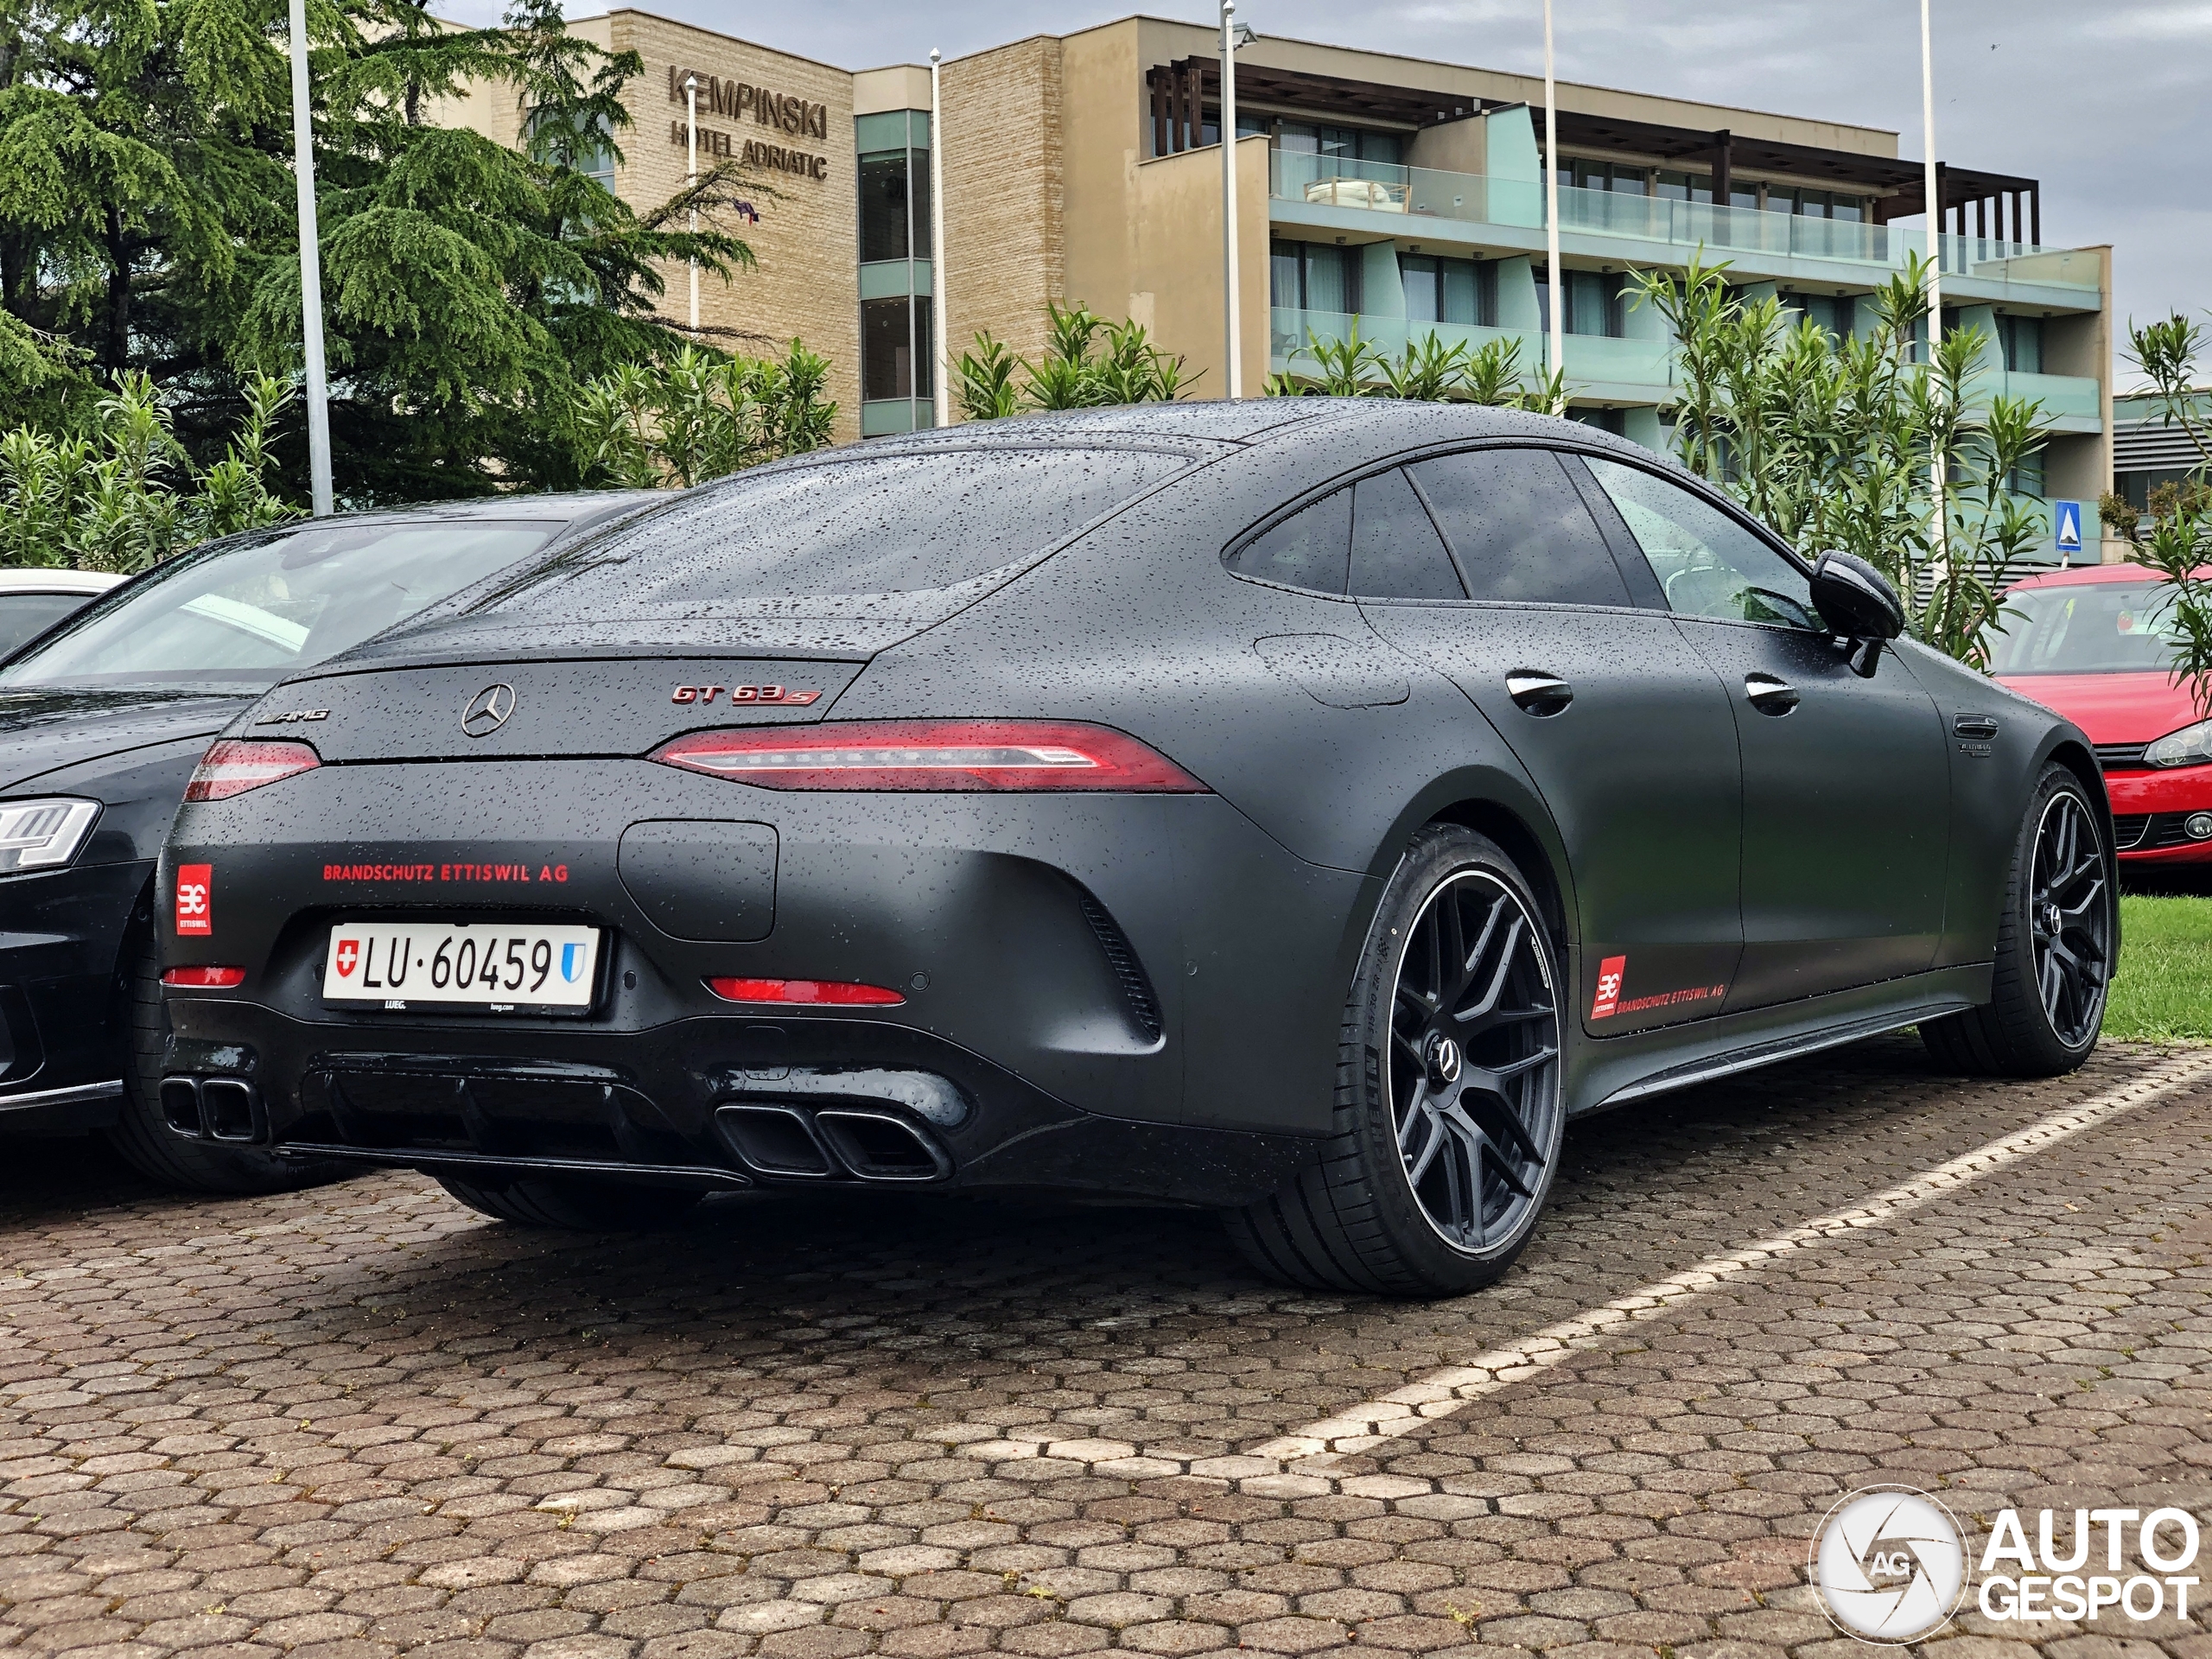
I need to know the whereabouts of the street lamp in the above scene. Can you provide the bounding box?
[1220,3,1256,399]
[286,0,332,516]
[686,73,700,334]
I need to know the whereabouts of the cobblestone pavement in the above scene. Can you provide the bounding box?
[3,1036,2209,1659]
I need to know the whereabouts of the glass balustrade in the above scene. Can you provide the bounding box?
[1268,152,2095,287]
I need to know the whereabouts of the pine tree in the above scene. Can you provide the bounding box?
[1,0,766,499]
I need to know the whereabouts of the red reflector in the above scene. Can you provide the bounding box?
[162,965,245,988]
[184,740,321,802]
[706,976,906,1007]
[653,720,1209,792]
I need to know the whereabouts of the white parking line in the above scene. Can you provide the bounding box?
[1255,1049,2212,1465]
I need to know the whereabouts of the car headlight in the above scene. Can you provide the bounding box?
[2145,717,2212,769]
[0,798,100,874]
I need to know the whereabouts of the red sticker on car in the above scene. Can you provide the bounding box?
[1591,954,1626,1020]
[175,864,212,937]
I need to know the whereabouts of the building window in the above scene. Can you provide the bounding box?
[1567,270,1624,337]
[1276,123,1402,167]
[1656,169,1713,204]
[1556,158,1649,195]
[1999,315,2044,374]
[860,151,910,263]
[1400,254,1496,327]
[1793,294,1857,338]
[862,296,933,401]
[1196,109,1269,149]
[1270,239,1362,315]
[1534,269,1627,338]
[1765,187,1866,220]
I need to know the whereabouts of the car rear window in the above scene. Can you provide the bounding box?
[1987,582,2181,674]
[0,521,560,690]
[460,447,1189,620]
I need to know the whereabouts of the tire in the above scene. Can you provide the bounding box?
[1922,761,2113,1077]
[1225,825,1567,1297]
[435,1174,703,1230]
[105,925,347,1195]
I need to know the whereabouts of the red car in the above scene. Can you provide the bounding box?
[1993,562,2212,864]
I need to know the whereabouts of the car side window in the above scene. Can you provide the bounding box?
[1584,456,1818,629]
[1230,487,1351,594]
[1351,468,1465,601]
[1408,448,1632,607]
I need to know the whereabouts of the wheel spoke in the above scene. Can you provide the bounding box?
[1453,914,1525,1030]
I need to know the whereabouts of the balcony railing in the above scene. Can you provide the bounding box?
[1269,307,1529,366]
[1269,308,2099,430]
[1270,153,2098,288]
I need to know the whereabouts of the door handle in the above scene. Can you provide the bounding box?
[1744,673,1800,715]
[1506,671,1573,716]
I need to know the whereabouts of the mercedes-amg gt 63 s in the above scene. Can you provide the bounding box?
[157,404,2115,1294]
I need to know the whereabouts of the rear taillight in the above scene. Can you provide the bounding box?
[162,965,245,988]
[184,740,321,802]
[707,976,906,1007]
[653,721,1209,792]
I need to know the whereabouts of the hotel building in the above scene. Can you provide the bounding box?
[460,10,2115,551]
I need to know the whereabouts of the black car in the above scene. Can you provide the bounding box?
[0,493,657,1187]
[156,404,2115,1294]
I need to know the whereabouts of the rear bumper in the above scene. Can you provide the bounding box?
[0,858,149,1132]
[2107,765,2212,861]
[162,1006,1314,1205]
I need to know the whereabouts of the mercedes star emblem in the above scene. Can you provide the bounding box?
[461,683,517,737]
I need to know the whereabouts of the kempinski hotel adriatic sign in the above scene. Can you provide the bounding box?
[666,63,830,178]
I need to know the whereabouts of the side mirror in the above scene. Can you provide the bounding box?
[1808,551,1904,641]
[1809,552,1904,677]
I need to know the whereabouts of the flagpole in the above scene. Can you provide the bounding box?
[1542,0,1564,415]
[1220,0,1241,399]
[930,49,949,429]
[1921,0,1946,565]
[286,0,332,516]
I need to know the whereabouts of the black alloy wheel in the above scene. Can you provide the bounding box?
[1388,870,1561,1254]
[2028,789,2111,1048]
[1923,762,2112,1077]
[1226,825,1567,1296]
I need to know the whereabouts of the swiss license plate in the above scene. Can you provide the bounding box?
[322,922,602,1012]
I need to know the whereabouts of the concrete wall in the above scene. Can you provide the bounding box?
[2039,245,2113,525]
[1130,137,1269,401]
[1407,113,1484,176]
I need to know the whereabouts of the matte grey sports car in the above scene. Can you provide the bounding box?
[154,403,2114,1294]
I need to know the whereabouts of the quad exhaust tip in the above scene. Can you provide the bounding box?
[715,1102,950,1182]
[160,1076,264,1143]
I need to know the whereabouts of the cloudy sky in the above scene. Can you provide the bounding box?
[476,0,2212,376]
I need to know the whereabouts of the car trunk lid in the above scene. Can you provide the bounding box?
[264,654,866,763]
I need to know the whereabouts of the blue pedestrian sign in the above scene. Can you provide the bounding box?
[2053,499,2084,558]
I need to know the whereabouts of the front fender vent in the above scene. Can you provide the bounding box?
[1076,890,1163,1042]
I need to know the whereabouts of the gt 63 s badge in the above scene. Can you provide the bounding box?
[671,685,821,705]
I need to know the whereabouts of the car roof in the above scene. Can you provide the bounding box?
[0,569,124,595]
[2007,560,2209,591]
[311,490,663,529]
